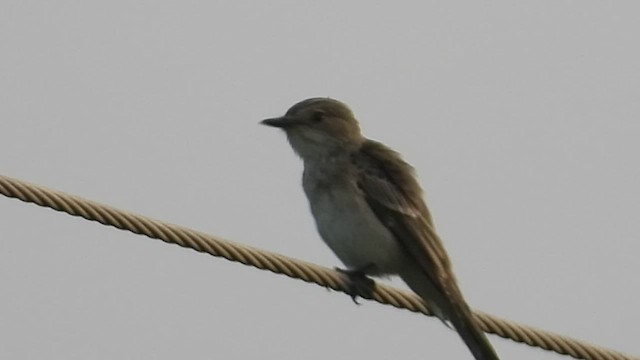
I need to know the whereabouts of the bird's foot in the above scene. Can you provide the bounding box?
[334,267,375,305]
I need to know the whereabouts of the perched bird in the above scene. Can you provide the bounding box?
[261,98,499,360]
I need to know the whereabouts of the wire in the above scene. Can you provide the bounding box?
[0,174,636,360]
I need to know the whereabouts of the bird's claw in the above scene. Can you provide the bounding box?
[334,267,375,305]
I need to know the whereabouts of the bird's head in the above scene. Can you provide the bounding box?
[261,98,364,160]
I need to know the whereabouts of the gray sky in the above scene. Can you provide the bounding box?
[1,2,638,359]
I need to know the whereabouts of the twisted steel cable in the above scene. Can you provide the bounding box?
[0,174,636,360]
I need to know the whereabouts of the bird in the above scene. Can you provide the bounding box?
[261,97,499,360]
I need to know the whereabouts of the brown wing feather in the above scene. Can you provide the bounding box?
[353,140,452,279]
[353,139,500,360]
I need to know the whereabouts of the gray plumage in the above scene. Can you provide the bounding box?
[261,97,499,360]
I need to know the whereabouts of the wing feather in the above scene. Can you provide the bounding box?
[353,140,452,282]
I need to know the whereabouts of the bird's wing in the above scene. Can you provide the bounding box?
[353,139,500,360]
[353,139,453,285]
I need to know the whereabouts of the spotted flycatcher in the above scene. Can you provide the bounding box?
[261,98,499,360]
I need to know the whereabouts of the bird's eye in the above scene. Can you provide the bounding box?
[311,111,324,123]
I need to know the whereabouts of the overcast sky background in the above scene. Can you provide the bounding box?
[1,2,638,359]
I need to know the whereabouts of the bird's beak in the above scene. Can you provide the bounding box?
[260,116,297,128]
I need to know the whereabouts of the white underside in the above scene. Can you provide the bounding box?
[304,173,407,276]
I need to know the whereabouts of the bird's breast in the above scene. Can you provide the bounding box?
[303,169,406,276]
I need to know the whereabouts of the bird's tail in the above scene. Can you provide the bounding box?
[399,267,500,360]
[443,293,499,360]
